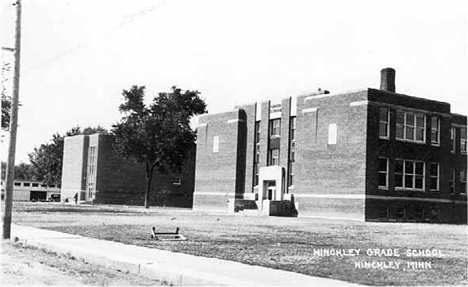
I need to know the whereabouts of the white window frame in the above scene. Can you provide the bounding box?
[269,149,280,166]
[394,159,425,191]
[461,168,467,194]
[450,127,456,153]
[270,119,281,137]
[429,163,439,192]
[450,168,456,194]
[378,157,388,189]
[396,111,426,143]
[379,107,390,139]
[430,116,440,146]
[461,128,467,154]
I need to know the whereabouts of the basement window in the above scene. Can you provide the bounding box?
[14,182,21,186]
[173,177,181,185]
[378,207,388,219]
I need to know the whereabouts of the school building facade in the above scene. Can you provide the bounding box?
[193,68,467,223]
[61,134,195,207]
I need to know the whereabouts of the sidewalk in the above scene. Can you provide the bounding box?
[10,224,356,286]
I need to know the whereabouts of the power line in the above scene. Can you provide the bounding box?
[24,0,168,73]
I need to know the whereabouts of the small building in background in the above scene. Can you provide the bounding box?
[61,134,195,207]
[193,68,467,224]
[0,180,60,202]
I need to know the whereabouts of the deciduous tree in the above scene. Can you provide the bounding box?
[112,85,207,208]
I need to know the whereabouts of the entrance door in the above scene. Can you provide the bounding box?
[267,181,276,200]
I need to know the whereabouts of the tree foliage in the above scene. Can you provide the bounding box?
[28,126,109,185]
[112,85,207,208]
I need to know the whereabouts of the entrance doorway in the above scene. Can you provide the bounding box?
[266,181,276,200]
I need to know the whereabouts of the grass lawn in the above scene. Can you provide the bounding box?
[11,202,468,286]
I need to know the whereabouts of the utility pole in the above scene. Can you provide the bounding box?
[2,0,22,239]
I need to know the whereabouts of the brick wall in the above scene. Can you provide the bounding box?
[193,110,246,211]
[62,134,195,207]
[294,90,369,220]
[365,89,467,223]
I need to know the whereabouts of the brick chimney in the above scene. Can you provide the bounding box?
[380,67,395,93]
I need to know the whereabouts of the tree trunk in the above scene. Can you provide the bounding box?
[144,163,155,209]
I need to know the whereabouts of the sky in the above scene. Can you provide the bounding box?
[1,0,467,163]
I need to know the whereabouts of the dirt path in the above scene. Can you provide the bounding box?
[1,240,170,286]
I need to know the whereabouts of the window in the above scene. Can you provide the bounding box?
[268,149,280,166]
[414,206,423,220]
[253,122,260,186]
[378,157,388,188]
[461,128,467,154]
[32,183,39,187]
[379,107,390,138]
[395,159,424,190]
[430,117,440,145]
[450,169,456,194]
[328,124,337,145]
[87,146,97,199]
[173,177,181,185]
[14,182,21,186]
[213,136,219,153]
[23,182,30,187]
[450,127,456,153]
[396,111,425,142]
[429,163,439,191]
[395,208,405,220]
[270,119,281,137]
[288,162,294,187]
[378,207,388,219]
[460,167,467,194]
[49,184,55,188]
[290,117,296,141]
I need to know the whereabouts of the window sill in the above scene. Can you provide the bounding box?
[430,143,440,147]
[395,188,425,192]
[378,186,388,190]
[395,138,426,145]
[379,136,389,140]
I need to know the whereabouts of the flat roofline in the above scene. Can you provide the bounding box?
[368,88,451,107]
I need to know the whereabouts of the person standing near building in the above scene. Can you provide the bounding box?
[74,193,78,204]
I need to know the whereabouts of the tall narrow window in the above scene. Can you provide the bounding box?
[253,122,260,186]
[430,163,439,191]
[378,157,388,188]
[270,119,281,137]
[450,127,456,153]
[288,162,294,187]
[460,167,467,194]
[288,117,296,187]
[450,168,456,194]
[268,149,280,166]
[87,146,97,199]
[395,159,424,190]
[379,107,390,138]
[396,111,425,143]
[461,128,467,154]
[430,117,440,145]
